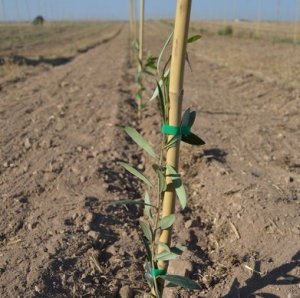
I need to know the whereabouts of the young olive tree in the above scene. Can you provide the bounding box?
[115,0,204,296]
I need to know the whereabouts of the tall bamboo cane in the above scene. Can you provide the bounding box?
[0,0,5,21]
[137,0,145,120]
[158,0,192,275]
[276,0,280,22]
[139,0,145,67]
[132,0,137,42]
[255,0,261,37]
[128,0,132,44]
[129,0,134,64]
[129,0,134,44]
[293,0,300,44]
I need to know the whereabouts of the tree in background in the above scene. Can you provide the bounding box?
[32,15,44,26]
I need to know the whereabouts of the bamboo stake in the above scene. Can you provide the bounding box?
[233,0,238,20]
[129,0,134,44]
[255,0,261,37]
[25,0,31,21]
[137,0,145,120]
[129,0,134,64]
[276,0,280,22]
[132,0,137,42]
[293,0,300,44]
[139,0,145,67]
[158,0,192,271]
[1,0,6,21]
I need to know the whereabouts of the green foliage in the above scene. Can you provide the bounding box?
[158,214,176,230]
[159,275,201,290]
[166,165,187,209]
[140,219,153,242]
[32,15,45,26]
[157,31,173,74]
[115,30,206,297]
[187,34,202,43]
[118,162,152,187]
[218,25,233,36]
[131,39,139,52]
[144,191,153,219]
[152,164,167,194]
[125,126,156,158]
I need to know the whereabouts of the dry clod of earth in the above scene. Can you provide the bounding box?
[119,285,134,298]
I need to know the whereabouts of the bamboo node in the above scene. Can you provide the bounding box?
[169,89,184,97]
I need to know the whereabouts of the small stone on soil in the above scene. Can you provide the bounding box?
[137,163,144,171]
[106,245,117,255]
[34,285,41,293]
[39,139,52,149]
[87,230,100,240]
[84,212,94,224]
[119,285,133,298]
[185,219,194,229]
[28,222,38,230]
[80,176,87,183]
[24,138,31,149]
[83,224,91,232]
[168,259,193,277]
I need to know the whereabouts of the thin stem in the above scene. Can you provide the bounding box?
[150,136,165,297]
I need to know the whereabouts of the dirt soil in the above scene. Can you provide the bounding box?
[0,22,299,298]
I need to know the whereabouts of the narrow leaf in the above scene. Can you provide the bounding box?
[154,251,179,261]
[145,272,154,287]
[144,191,152,219]
[187,34,202,43]
[139,220,153,242]
[156,80,166,122]
[125,127,156,158]
[145,56,157,68]
[164,135,180,150]
[118,162,152,187]
[145,261,152,274]
[158,242,171,253]
[143,67,156,76]
[163,67,170,79]
[152,164,167,193]
[181,108,191,128]
[165,283,178,288]
[171,245,186,255]
[132,39,139,51]
[157,31,174,74]
[166,165,187,209]
[158,214,176,230]
[140,235,152,262]
[188,111,196,127]
[150,78,163,101]
[159,275,201,290]
[154,245,185,261]
[135,92,142,101]
[182,133,205,146]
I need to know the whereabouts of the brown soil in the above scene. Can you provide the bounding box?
[0,22,299,298]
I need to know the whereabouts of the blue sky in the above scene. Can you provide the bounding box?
[0,0,299,22]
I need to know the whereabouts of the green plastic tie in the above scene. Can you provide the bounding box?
[151,268,167,277]
[162,124,191,136]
